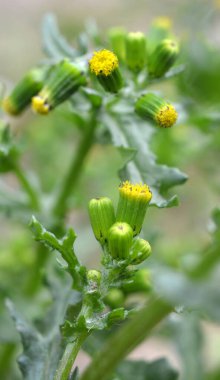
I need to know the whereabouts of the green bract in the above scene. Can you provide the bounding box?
[88,197,115,245]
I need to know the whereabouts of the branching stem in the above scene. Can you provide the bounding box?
[53,111,98,220]
[80,296,172,380]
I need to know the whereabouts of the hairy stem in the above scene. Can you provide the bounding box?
[13,163,40,211]
[53,332,89,380]
[80,296,172,380]
[53,111,98,220]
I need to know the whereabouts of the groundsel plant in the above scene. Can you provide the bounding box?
[2,12,219,380]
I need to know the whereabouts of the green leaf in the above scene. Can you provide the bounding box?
[42,13,78,59]
[116,358,179,380]
[30,216,86,289]
[0,126,20,173]
[5,279,74,380]
[170,314,204,380]
[103,112,187,208]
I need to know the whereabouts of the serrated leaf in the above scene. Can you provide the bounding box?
[103,112,187,208]
[6,283,72,380]
[30,216,86,289]
[116,358,179,380]
[42,13,78,59]
[170,314,204,380]
[153,265,220,322]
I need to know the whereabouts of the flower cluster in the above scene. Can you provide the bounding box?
[2,19,179,128]
[88,181,152,263]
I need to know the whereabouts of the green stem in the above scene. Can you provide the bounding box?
[188,246,220,279]
[53,332,89,380]
[24,244,50,296]
[13,163,40,211]
[0,343,16,378]
[80,296,172,380]
[53,111,98,220]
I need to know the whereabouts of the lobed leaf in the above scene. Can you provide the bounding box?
[116,358,179,380]
[42,14,78,60]
[30,216,86,289]
[103,111,187,208]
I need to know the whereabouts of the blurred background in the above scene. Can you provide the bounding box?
[0,0,220,379]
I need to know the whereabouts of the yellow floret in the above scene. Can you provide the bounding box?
[89,49,119,76]
[153,17,172,29]
[31,95,49,115]
[119,181,152,202]
[2,97,18,115]
[155,104,178,128]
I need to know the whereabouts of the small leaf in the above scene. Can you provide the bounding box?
[117,358,179,380]
[170,314,204,380]
[103,112,187,208]
[30,216,86,289]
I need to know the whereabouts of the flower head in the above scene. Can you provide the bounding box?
[89,49,119,76]
[135,93,178,128]
[32,60,86,115]
[116,181,152,236]
[153,17,172,30]
[2,66,48,116]
[155,104,178,128]
[119,181,152,203]
[32,95,50,115]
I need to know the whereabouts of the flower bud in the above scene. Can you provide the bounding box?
[122,268,152,293]
[89,49,123,93]
[87,269,101,285]
[129,238,151,264]
[108,27,126,61]
[32,59,86,115]
[2,66,48,115]
[107,222,133,260]
[104,288,125,309]
[88,197,115,245]
[148,39,179,78]
[116,181,152,236]
[135,93,178,128]
[147,17,172,54]
[125,32,147,72]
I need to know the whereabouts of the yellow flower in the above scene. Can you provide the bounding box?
[119,181,152,203]
[89,49,119,76]
[155,104,178,128]
[116,181,152,236]
[152,17,172,30]
[32,95,50,115]
[135,93,178,128]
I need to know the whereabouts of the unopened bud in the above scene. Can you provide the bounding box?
[87,269,101,285]
[108,27,126,61]
[122,268,152,293]
[32,59,86,115]
[88,197,115,245]
[2,66,48,115]
[107,222,133,260]
[104,288,125,309]
[89,49,123,93]
[135,93,178,128]
[125,32,147,72]
[129,238,151,264]
[148,39,179,78]
[147,17,172,54]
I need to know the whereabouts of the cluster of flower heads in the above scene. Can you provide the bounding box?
[2,18,179,128]
[88,181,152,263]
